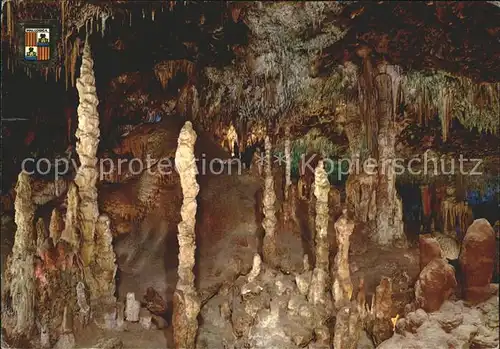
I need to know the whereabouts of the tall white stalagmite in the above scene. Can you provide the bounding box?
[75,37,100,267]
[284,126,291,199]
[262,135,278,266]
[308,160,333,347]
[172,121,201,349]
[74,38,116,301]
[308,160,331,306]
[9,172,36,338]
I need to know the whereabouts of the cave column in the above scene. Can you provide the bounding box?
[373,62,406,246]
[172,121,201,349]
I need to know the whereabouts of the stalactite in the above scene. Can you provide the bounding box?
[154,60,195,90]
[172,121,200,349]
[74,38,100,276]
[70,38,81,88]
[6,172,36,340]
[36,218,47,258]
[262,135,278,267]
[440,87,453,142]
[152,9,156,21]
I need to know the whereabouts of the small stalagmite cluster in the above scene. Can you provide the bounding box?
[172,121,201,349]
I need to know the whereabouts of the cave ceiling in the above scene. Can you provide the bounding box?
[1,1,500,139]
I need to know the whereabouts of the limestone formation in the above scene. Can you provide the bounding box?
[36,217,47,255]
[333,209,355,309]
[49,208,64,244]
[60,182,79,248]
[125,292,141,322]
[247,253,262,283]
[76,282,90,325]
[284,127,291,199]
[93,215,117,300]
[308,160,331,307]
[370,277,394,345]
[373,63,406,246]
[172,121,201,349]
[6,172,36,340]
[334,305,361,349]
[415,258,457,312]
[419,235,443,271]
[262,136,278,266]
[74,38,101,269]
[139,308,153,330]
[459,218,497,304]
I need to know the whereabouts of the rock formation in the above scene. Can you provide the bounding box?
[415,258,457,312]
[374,62,406,246]
[370,277,394,345]
[74,37,101,270]
[284,127,291,199]
[262,136,278,266]
[419,235,443,271]
[172,121,201,349]
[60,182,79,248]
[49,208,64,244]
[4,172,36,341]
[459,218,497,304]
[74,37,116,302]
[332,209,355,309]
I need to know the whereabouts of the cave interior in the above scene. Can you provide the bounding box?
[1,1,499,349]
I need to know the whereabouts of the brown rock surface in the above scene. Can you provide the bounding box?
[419,235,442,271]
[459,218,496,304]
[415,258,457,312]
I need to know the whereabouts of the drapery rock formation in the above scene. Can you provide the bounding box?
[262,136,278,267]
[3,172,36,342]
[333,209,355,309]
[459,219,497,304]
[172,121,201,349]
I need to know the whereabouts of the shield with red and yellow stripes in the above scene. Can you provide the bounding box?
[25,28,50,61]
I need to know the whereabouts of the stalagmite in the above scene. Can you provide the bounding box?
[172,121,201,349]
[60,183,79,247]
[75,37,101,270]
[332,209,355,309]
[284,126,291,199]
[94,215,117,300]
[262,136,278,267]
[247,253,262,282]
[49,208,64,244]
[308,160,332,306]
[36,218,47,255]
[370,277,394,345]
[7,172,36,339]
